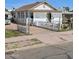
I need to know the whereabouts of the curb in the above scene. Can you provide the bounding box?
[5,43,46,54]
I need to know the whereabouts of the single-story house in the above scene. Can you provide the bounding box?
[15,2,72,31]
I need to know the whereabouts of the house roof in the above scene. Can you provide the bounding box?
[16,2,60,12]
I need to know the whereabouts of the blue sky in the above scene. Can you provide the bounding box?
[5,0,73,10]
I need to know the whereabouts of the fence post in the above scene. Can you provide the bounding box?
[58,16,61,31]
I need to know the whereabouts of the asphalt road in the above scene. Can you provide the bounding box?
[5,42,73,59]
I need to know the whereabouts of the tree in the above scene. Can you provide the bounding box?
[11,8,16,23]
[63,7,70,11]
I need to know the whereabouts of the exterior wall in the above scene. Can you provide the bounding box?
[33,12,47,26]
[33,4,53,10]
[33,12,62,31]
[51,13,62,30]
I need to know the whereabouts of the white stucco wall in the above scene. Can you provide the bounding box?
[51,13,62,23]
[33,12,47,26]
[51,13,62,30]
[34,12,47,21]
[33,12,62,30]
[33,12,62,24]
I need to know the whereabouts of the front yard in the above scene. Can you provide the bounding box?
[5,23,72,51]
[5,30,26,38]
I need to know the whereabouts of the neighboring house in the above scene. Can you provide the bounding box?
[5,10,12,19]
[5,9,12,24]
[15,2,72,30]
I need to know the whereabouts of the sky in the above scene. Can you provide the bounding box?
[5,0,73,10]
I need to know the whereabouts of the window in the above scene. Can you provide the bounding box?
[17,12,20,18]
[26,12,28,18]
[21,12,24,18]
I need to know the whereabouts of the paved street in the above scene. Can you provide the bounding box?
[6,42,73,59]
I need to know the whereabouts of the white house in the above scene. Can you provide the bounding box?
[15,2,63,30]
[5,10,12,19]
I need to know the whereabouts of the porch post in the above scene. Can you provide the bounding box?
[24,11,26,23]
[59,16,61,30]
[19,12,21,24]
[58,13,62,31]
[26,11,30,34]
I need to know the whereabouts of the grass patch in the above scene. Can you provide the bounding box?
[6,38,42,50]
[31,38,40,41]
[30,38,42,44]
[11,43,19,49]
[5,30,26,38]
